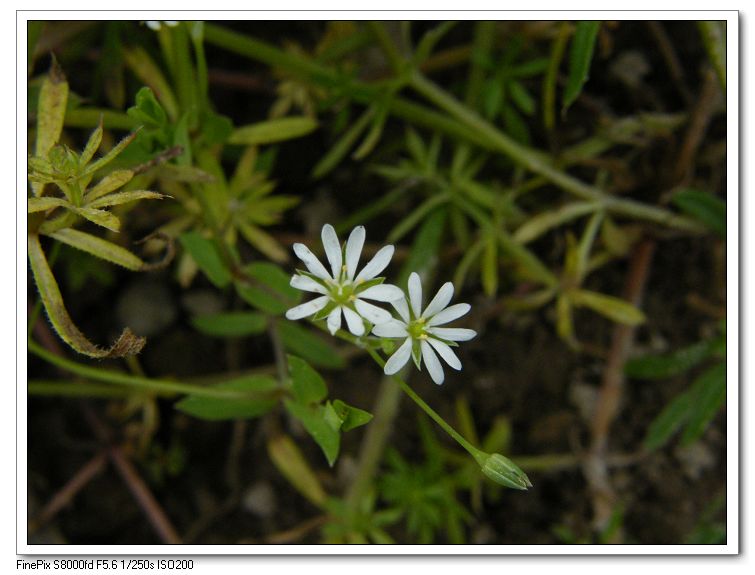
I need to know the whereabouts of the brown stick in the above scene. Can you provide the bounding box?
[584,239,656,539]
[29,451,108,534]
[108,445,182,544]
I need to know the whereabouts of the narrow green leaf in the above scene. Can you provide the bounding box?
[175,375,279,420]
[311,107,374,179]
[481,232,498,296]
[698,21,726,92]
[267,435,328,507]
[509,80,536,116]
[397,207,447,286]
[236,221,289,263]
[625,339,716,380]
[332,399,373,432]
[288,354,328,405]
[643,390,694,451]
[179,231,231,288]
[681,363,726,445]
[497,230,558,288]
[562,21,601,115]
[85,169,134,202]
[556,293,574,342]
[123,46,179,120]
[229,117,318,146]
[72,206,121,232]
[513,202,598,244]
[284,400,341,467]
[27,197,70,213]
[191,312,267,338]
[35,59,69,161]
[387,195,450,244]
[28,233,145,357]
[80,121,104,167]
[47,228,146,271]
[87,190,164,209]
[235,261,300,315]
[278,321,345,369]
[84,131,138,176]
[672,188,726,238]
[572,289,645,326]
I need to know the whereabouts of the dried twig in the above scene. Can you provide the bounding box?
[584,239,655,540]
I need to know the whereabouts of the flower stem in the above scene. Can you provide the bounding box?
[365,348,484,461]
[28,339,262,399]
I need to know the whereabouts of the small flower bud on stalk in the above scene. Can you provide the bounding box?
[477,452,532,491]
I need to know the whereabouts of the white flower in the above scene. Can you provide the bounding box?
[285,224,403,336]
[145,21,179,31]
[373,272,476,385]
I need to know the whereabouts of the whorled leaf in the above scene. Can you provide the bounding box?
[28,233,145,357]
[46,228,147,271]
[87,190,165,209]
[85,169,135,202]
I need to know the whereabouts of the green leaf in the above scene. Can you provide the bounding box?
[46,228,146,271]
[481,232,498,296]
[278,321,345,370]
[698,21,726,91]
[236,221,289,263]
[671,188,726,238]
[175,375,279,421]
[571,289,645,326]
[72,206,121,232]
[87,190,165,209]
[191,312,267,337]
[122,47,179,120]
[28,233,145,358]
[80,121,104,167]
[284,400,341,466]
[84,131,138,175]
[179,231,231,288]
[27,196,70,213]
[229,117,318,146]
[35,59,69,162]
[397,208,447,286]
[127,86,168,128]
[562,21,600,115]
[681,363,726,445]
[643,390,694,451]
[509,80,536,116]
[198,111,234,145]
[235,261,300,315]
[85,169,134,202]
[625,339,716,380]
[332,399,373,432]
[513,202,598,244]
[267,435,327,507]
[288,355,328,405]
[311,107,374,179]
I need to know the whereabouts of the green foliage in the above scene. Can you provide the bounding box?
[563,21,601,115]
[174,375,279,420]
[672,188,726,238]
[190,312,267,337]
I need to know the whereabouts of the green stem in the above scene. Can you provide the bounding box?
[366,348,484,460]
[28,380,168,398]
[367,22,406,75]
[28,339,256,399]
[64,109,137,131]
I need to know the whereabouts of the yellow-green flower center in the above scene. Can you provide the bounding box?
[407,318,428,340]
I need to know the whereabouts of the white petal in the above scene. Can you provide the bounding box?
[391,296,411,323]
[407,272,422,318]
[284,296,329,320]
[354,299,393,325]
[293,243,331,280]
[327,306,342,335]
[426,327,477,341]
[422,282,454,319]
[321,224,343,279]
[420,340,445,385]
[372,319,408,338]
[290,274,327,294]
[344,226,365,280]
[342,306,365,336]
[427,338,462,371]
[427,303,471,327]
[355,245,394,282]
[384,338,412,375]
[358,284,404,302]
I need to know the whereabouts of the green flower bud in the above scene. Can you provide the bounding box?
[480,453,532,490]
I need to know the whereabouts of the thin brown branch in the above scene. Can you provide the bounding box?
[29,451,108,535]
[646,22,693,106]
[108,445,182,544]
[584,239,656,540]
